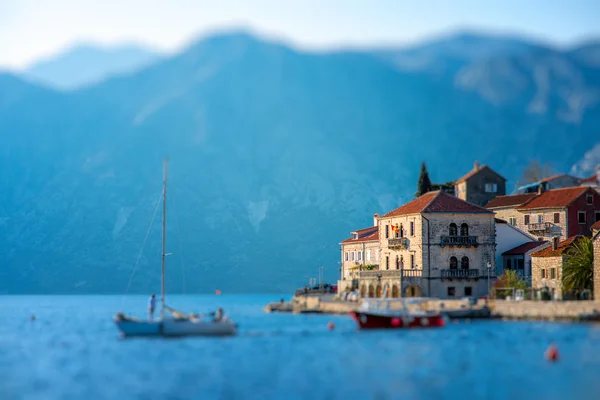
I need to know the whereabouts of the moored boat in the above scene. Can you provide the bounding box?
[349,298,445,329]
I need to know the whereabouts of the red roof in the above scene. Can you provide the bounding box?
[340,226,379,244]
[517,187,591,210]
[530,236,582,257]
[502,241,548,256]
[455,164,506,184]
[591,220,600,231]
[382,191,493,218]
[581,174,598,184]
[485,193,537,209]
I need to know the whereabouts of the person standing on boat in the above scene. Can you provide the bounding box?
[148,294,157,320]
[214,307,223,322]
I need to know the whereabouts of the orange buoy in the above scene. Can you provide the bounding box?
[327,321,335,330]
[545,344,559,362]
[215,289,221,295]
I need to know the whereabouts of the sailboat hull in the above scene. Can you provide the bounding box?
[115,317,237,337]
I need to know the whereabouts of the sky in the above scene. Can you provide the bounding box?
[1,0,599,69]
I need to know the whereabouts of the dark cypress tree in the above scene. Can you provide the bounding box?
[416,162,432,197]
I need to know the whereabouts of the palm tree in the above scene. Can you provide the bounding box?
[562,237,594,293]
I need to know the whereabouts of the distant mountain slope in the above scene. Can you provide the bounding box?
[0,31,598,294]
[22,44,161,90]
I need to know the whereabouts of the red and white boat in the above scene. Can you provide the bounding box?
[350,298,445,330]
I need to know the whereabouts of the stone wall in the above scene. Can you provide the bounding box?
[341,241,379,280]
[464,168,506,206]
[531,255,564,299]
[593,232,600,299]
[493,207,567,241]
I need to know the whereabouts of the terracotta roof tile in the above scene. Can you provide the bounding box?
[530,236,582,257]
[517,187,590,210]
[340,226,379,244]
[502,241,548,256]
[455,164,506,184]
[485,193,537,209]
[382,191,493,218]
[581,174,598,184]
[591,220,600,231]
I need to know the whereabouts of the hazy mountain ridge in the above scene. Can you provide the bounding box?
[0,31,598,294]
[22,43,161,90]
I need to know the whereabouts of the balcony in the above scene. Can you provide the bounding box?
[358,270,401,279]
[440,235,478,247]
[388,237,409,249]
[440,268,479,279]
[527,222,559,236]
[401,269,422,278]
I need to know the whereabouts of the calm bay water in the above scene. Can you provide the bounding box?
[1,295,600,400]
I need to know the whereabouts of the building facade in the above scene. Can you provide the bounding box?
[486,187,600,242]
[494,217,544,278]
[516,174,581,194]
[338,224,380,292]
[347,191,497,300]
[531,236,583,300]
[454,162,507,207]
[592,221,600,299]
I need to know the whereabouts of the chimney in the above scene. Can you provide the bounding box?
[373,213,380,227]
[474,161,480,170]
[552,236,559,251]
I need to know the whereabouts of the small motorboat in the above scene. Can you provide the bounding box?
[350,298,445,329]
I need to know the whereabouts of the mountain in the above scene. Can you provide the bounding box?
[22,44,161,90]
[0,31,599,294]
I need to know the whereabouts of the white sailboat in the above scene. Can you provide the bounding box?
[114,159,237,337]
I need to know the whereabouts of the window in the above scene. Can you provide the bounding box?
[460,223,469,236]
[509,217,516,226]
[485,183,497,193]
[351,252,355,261]
[464,287,472,296]
[587,193,594,205]
[506,259,512,270]
[399,224,404,238]
[524,215,530,225]
[578,211,586,224]
[461,256,469,270]
[385,225,389,238]
[537,214,543,224]
[551,268,556,279]
[449,223,457,236]
[553,213,560,223]
[385,256,389,270]
[366,250,371,262]
[352,233,358,240]
[410,221,414,236]
[375,249,380,261]
[541,269,546,279]
[410,254,415,269]
[358,252,362,261]
[395,256,400,270]
[345,252,349,261]
[448,287,456,297]
[596,211,600,223]
[518,259,524,270]
[449,256,458,270]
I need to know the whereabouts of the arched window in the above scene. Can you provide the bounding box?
[449,223,457,236]
[461,256,469,270]
[400,224,404,238]
[396,256,400,270]
[460,223,469,236]
[449,256,458,269]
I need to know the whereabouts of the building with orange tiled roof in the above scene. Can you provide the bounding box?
[338,221,380,289]
[486,186,600,241]
[516,174,581,194]
[339,190,497,299]
[531,236,585,299]
[454,161,506,207]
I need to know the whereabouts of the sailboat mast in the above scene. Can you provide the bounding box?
[161,158,167,317]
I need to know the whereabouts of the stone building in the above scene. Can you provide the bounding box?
[485,186,600,241]
[592,221,600,299]
[338,222,380,293]
[350,190,497,299]
[454,162,506,207]
[516,174,581,194]
[531,236,584,300]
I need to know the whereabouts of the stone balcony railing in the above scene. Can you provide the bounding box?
[527,222,559,236]
[357,269,422,279]
[440,235,478,247]
[388,237,409,249]
[440,268,479,279]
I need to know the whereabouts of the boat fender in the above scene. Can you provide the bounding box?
[391,318,401,327]
[420,318,429,327]
[360,315,368,324]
